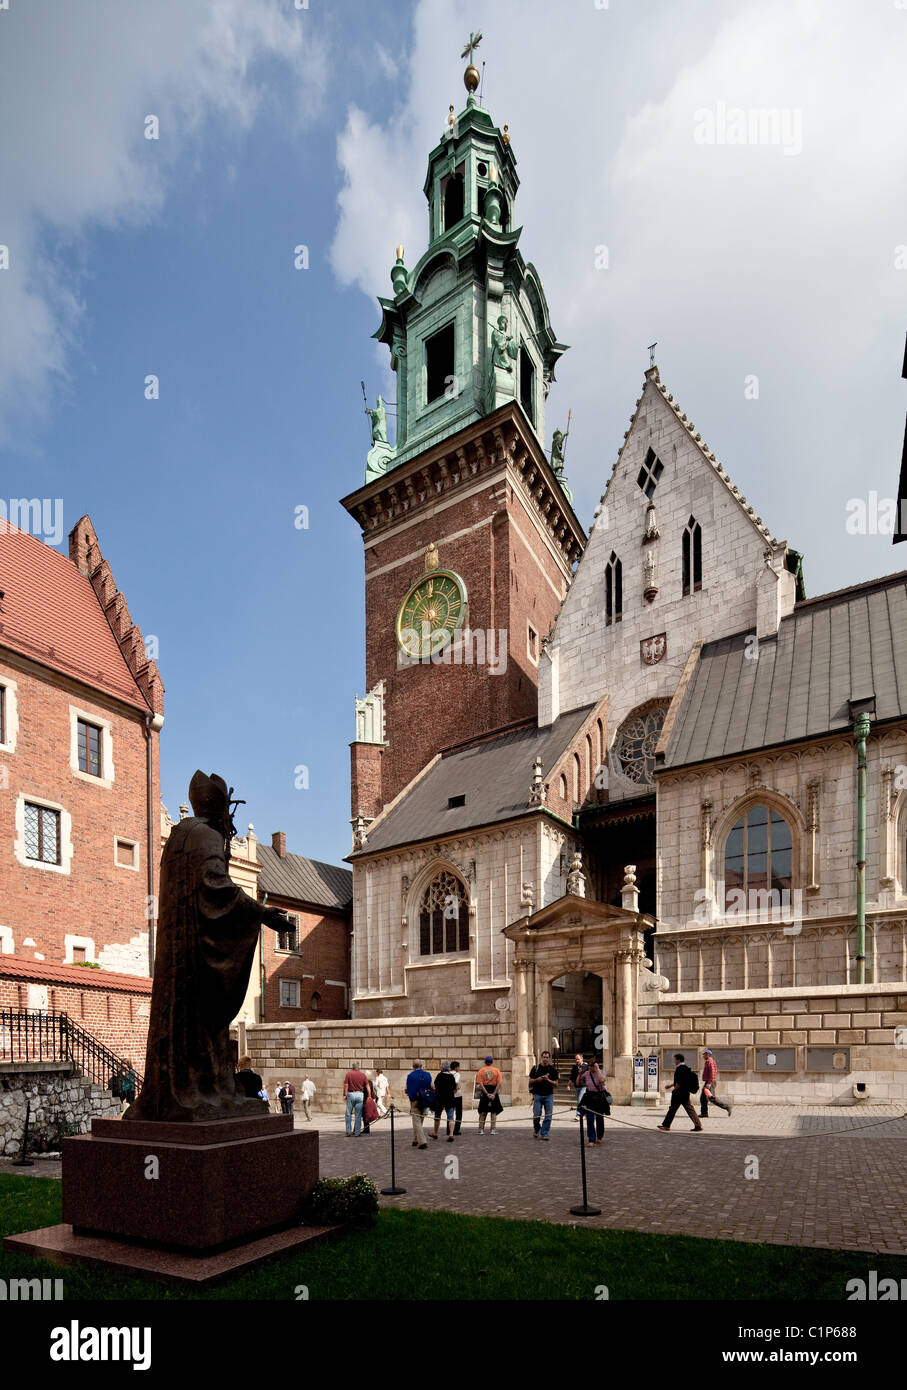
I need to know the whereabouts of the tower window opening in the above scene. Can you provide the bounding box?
[426,321,455,403]
[519,346,535,424]
[443,172,465,229]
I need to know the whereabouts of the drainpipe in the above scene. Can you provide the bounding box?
[143,714,163,977]
[853,712,870,986]
[259,893,268,1022]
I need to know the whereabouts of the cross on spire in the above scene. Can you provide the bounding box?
[461,31,482,65]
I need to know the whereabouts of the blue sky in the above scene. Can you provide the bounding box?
[2,0,905,865]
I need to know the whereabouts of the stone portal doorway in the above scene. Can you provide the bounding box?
[550,971,606,1067]
[504,882,653,1104]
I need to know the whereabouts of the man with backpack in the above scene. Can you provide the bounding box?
[405,1059,432,1149]
[657,1053,704,1132]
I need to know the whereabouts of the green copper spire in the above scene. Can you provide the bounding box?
[367,48,567,479]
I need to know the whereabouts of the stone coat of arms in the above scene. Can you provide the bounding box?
[641,633,667,665]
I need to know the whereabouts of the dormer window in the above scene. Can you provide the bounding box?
[637,447,664,499]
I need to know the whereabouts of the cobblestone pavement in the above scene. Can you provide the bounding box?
[306,1102,907,1256]
[4,1104,905,1257]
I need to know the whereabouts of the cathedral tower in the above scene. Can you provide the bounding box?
[342,50,585,834]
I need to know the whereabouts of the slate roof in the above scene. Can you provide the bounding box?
[257,843,353,913]
[664,571,907,769]
[356,706,595,857]
[0,525,151,710]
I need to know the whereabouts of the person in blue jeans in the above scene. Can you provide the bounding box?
[342,1062,368,1136]
[529,1050,559,1139]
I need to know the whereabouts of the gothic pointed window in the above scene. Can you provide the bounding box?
[637,447,664,499]
[419,869,469,956]
[682,516,702,595]
[605,552,622,626]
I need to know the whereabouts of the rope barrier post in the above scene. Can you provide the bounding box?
[380,1103,406,1196]
[569,1104,601,1217]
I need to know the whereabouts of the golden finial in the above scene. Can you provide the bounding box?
[448,104,455,130]
[502,123,510,145]
[396,244,404,261]
[488,162,497,184]
[461,30,482,94]
[424,542,440,572]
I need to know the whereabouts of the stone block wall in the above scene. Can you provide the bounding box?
[245,1015,512,1113]
[0,1062,119,1156]
[639,983,907,1102]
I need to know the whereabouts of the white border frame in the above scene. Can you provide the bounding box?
[15,793,74,875]
[69,705,115,788]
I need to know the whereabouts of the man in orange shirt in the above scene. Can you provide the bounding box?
[475,1055,503,1135]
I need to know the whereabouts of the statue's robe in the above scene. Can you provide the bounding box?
[126,817,267,1122]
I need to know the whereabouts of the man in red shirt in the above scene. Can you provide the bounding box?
[700,1049,732,1118]
[343,1062,368,1136]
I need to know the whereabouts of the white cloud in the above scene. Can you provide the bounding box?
[329,0,907,592]
[0,0,326,442]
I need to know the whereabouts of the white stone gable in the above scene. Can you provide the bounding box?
[539,371,796,799]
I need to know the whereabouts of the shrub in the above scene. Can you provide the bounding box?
[303,1174,379,1226]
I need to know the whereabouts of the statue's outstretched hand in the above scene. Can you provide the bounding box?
[262,906,291,931]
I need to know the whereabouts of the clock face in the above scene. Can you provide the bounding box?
[396,569,468,659]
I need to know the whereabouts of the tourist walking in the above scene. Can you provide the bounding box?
[700,1049,732,1118]
[658,1053,703,1132]
[450,1061,463,1135]
[120,1059,137,1112]
[570,1052,586,1118]
[579,1058,609,1145]
[529,1050,559,1139]
[343,1061,368,1137]
[405,1059,433,1149]
[374,1068,392,1117]
[361,1073,379,1135]
[475,1055,503,1135]
[432,1062,457,1142]
[280,1080,295,1116]
[300,1074,316,1121]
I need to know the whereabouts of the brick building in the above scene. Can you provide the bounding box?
[0,957,152,1065]
[0,516,164,984]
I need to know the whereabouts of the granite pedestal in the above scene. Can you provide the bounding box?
[3,1114,326,1285]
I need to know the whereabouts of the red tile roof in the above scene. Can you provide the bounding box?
[0,523,152,710]
[0,956,152,993]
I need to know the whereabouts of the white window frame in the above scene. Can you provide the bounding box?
[0,926,14,955]
[15,794,73,875]
[280,978,301,1008]
[64,934,96,964]
[69,705,115,787]
[0,676,19,754]
[113,836,140,871]
[527,622,539,666]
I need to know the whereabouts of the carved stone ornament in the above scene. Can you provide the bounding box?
[640,633,666,666]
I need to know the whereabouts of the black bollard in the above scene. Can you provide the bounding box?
[12,1098,35,1168]
[380,1103,406,1196]
[569,1106,601,1216]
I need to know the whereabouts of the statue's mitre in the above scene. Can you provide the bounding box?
[188,770,229,817]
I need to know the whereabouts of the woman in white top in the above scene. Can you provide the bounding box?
[450,1061,463,1136]
[374,1068,391,1116]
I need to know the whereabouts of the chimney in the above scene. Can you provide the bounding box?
[272,831,287,858]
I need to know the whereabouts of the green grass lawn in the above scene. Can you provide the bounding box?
[1,1174,903,1300]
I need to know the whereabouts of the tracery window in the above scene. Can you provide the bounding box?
[682,516,702,595]
[419,870,470,956]
[605,552,622,625]
[613,703,668,786]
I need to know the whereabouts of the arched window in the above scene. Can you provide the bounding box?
[572,752,581,803]
[723,804,793,909]
[310,991,322,1014]
[596,718,604,766]
[613,702,669,786]
[585,734,593,789]
[443,172,464,229]
[419,870,469,956]
[682,516,702,595]
[605,552,622,626]
[559,773,568,800]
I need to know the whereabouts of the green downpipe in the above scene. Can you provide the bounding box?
[853,713,870,986]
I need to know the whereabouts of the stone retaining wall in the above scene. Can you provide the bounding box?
[244,1015,512,1113]
[0,1062,119,1156]
[639,983,907,1103]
